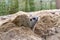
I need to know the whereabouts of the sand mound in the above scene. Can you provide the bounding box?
[0,22,18,33]
[0,26,42,40]
[33,11,60,37]
[0,10,60,40]
[12,14,30,27]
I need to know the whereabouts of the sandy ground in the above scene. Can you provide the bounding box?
[0,10,60,40]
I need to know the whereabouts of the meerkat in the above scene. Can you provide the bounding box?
[29,15,38,30]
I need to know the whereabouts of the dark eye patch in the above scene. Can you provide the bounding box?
[32,18,36,20]
[30,19,32,21]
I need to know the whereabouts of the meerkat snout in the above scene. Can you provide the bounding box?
[29,16,38,29]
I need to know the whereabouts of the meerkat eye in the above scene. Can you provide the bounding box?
[30,19,32,21]
[32,18,36,20]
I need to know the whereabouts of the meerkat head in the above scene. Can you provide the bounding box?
[29,15,38,29]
